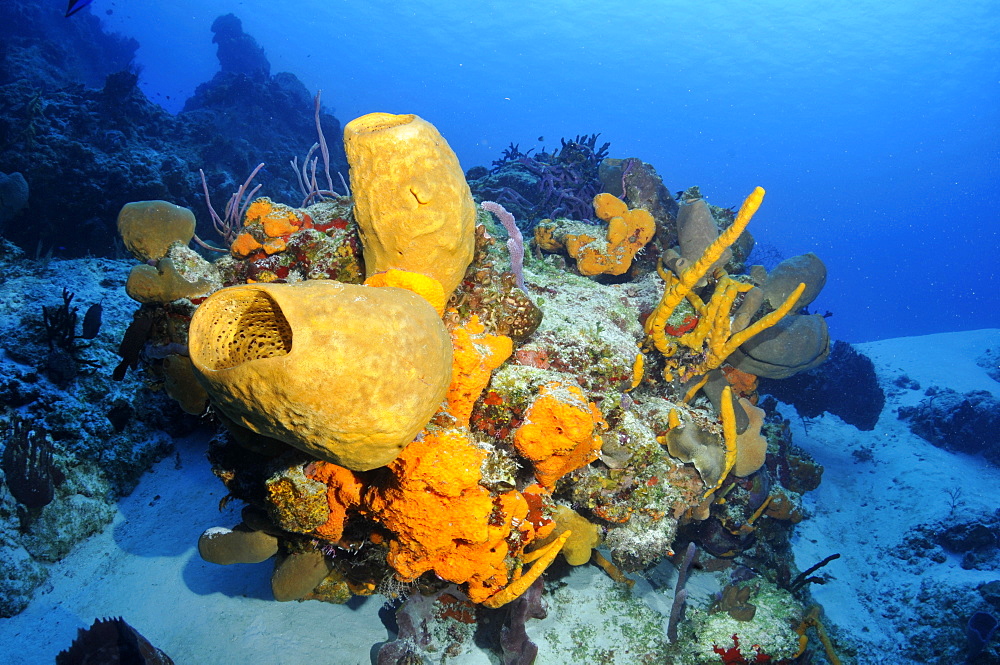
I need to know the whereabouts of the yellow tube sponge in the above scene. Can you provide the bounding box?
[647,187,764,354]
[188,281,453,471]
[704,385,738,498]
[344,113,476,297]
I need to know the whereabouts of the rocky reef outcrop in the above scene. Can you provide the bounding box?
[0,2,346,257]
[899,387,1000,465]
[759,339,885,431]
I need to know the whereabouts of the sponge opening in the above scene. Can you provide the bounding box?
[198,289,293,371]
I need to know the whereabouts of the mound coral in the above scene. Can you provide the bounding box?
[117,200,195,262]
[125,257,213,304]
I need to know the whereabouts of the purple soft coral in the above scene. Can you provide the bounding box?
[481,201,528,297]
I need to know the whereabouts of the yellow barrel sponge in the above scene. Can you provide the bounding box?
[344,113,476,297]
[117,200,196,262]
[188,280,453,471]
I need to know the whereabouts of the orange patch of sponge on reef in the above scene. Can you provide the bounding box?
[445,315,514,426]
[304,461,365,543]
[514,382,607,488]
[363,429,536,603]
[231,197,312,259]
[534,193,655,277]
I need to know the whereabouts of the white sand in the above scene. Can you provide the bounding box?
[787,329,1000,660]
[0,434,387,665]
[2,329,997,664]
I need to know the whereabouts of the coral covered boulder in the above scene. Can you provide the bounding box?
[117,201,196,263]
[759,340,884,430]
[898,387,1000,464]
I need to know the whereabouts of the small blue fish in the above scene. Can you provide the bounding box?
[65,0,93,17]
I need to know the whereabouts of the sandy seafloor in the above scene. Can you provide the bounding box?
[1,329,997,664]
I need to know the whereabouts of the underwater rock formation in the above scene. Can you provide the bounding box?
[759,339,884,430]
[56,616,174,665]
[899,387,1000,465]
[0,241,196,616]
[0,172,28,232]
[0,7,346,257]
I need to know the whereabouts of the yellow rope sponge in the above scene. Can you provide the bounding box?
[704,386,738,497]
[720,282,806,358]
[344,113,476,297]
[646,186,764,354]
[481,530,571,608]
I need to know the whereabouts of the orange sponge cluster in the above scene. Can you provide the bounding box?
[305,461,365,543]
[364,429,538,603]
[288,311,590,605]
[513,382,607,487]
[534,193,655,276]
[231,197,310,259]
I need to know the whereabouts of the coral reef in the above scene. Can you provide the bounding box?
[0,5,347,256]
[0,3,859,659]
[43,91,848,661]
[117,201,196,263]
[898,387,1000,465]
[0,241,198,616]
[468,134,610,227]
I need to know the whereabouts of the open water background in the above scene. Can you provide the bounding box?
[101,0,999,342]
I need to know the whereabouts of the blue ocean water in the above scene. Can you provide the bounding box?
[100,0,1000,343]
[4,3,1000,663]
